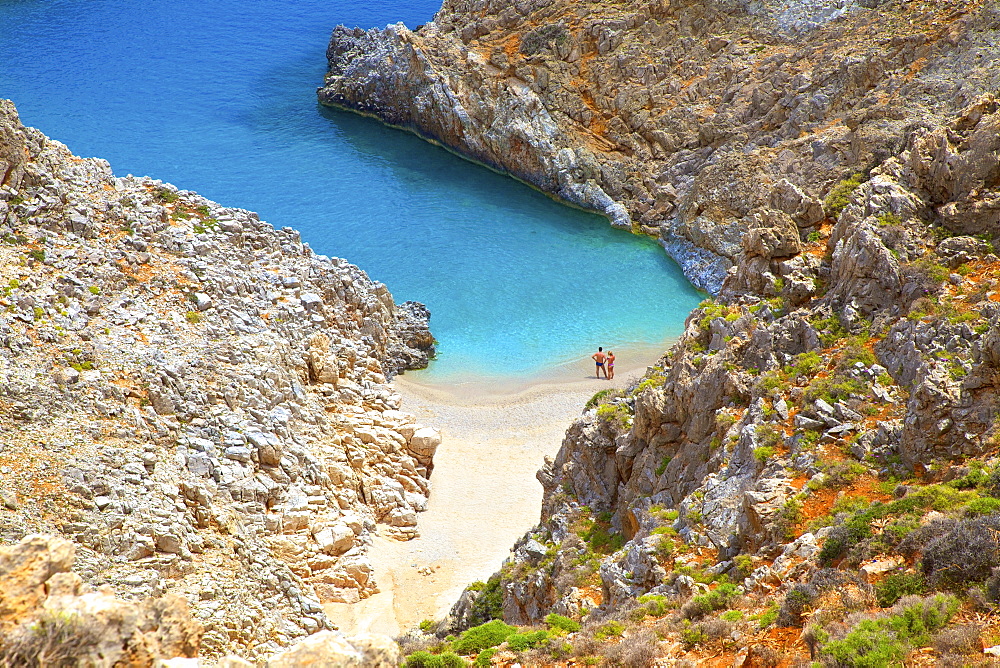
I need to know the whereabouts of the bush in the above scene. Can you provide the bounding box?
[637,594,672,617]
[0,611,101,667]
[585,388,621,409]
[472,648,496,667]
[544,613,580,634]
[462,576,503,628]
[963,497,1000,517]
[452,620,516,655]
[506,630,549,651]
[933,624,982,656]
[154,187,179,203]
[822,594,958,667]
[606,629,659,667]
[593,621,624,640]
[753,446,775,463]
[778,584,817,627]
[875,571,926,607]
[683,583,739,619]
[680,625,708,647]
[921,514,1000,587]
[405,651,467,668]
[824,173,863,217]
[519,23,569,56]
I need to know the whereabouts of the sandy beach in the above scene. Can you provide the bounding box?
[324,350,664,636]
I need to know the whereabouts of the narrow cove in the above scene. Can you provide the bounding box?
[0,0,701,633]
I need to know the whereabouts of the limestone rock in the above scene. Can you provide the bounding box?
[265,630,399,667]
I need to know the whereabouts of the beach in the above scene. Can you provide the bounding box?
[324,353,661,636]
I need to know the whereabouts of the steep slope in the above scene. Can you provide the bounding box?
[319,0,1000,664]
[0,99,438,660]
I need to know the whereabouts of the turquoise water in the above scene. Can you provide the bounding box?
[0,0,701,381]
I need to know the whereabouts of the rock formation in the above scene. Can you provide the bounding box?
[320,0,997,293]
[0,99,439,660]
[322,0,1000,663]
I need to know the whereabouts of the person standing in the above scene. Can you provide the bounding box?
[592,347,608,379]
[606,350,615,379]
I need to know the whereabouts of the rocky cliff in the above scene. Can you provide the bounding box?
[322,0,1000,664]
[0,99,439,661]
[320,0,998,293]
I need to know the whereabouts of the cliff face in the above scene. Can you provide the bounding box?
[0,100,438,660]
[320,0,998,292]
[322,1,1000,663]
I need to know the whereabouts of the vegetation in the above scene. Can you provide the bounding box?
[820,594,958,667]
[824,173,863,217]
[544,613,580,634]
[451,620,517,655]
[0,611,101,668]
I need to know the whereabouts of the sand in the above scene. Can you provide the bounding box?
[324,353,662,636]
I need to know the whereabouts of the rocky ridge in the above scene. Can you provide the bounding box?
[320,0,998,293]
[0,99,440,661]
[320,0,1000,664]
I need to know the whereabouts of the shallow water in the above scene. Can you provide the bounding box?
[0,0,701,382]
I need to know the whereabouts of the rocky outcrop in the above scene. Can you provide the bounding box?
[448,94,1000,642]
[321,0,997,292]
[0,99,438,659]
[0,534,200,666]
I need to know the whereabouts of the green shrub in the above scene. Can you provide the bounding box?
[754,602,779,629]
[580,515,624,555]
[452,620,516,655]
[463,576,504,627]
[654,536,675,563]
[654,456,671,476]
[638,594,672,617]
[26,248,45,262]
[544,613,579,634]
[506,630,549,651]
[596,402,632,428]
[681,625,707,647]
[154,187,179,203]
[720,610,744,622]
[185,311,202,323]
[585,388,620,409]
[963,497,1000,517]
[593,621,624,640]
[753,446,776,463]
[734,555,754,579]
[821,594,958,667]
[472,648,496,667]
[824,173,862,217]
[785,351,824,377]
[419,619,435,632]
[634,371,667,394]
[404,652,467,668]
[876,212,902,227]
[686,583,739,618]
[875,571,926,607]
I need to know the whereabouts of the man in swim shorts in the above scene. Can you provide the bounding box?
[592,347,608,379]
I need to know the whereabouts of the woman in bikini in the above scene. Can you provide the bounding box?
[606,350,615,379]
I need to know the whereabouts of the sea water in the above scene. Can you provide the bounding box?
[0,0,701,382]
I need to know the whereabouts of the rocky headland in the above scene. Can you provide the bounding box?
[0,99,439,663]
[322,0,1000,664]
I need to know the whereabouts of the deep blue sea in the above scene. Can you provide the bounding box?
[0,0,701,383]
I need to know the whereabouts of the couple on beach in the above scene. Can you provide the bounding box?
[592,347,615,380]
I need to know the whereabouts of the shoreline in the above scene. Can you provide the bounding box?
[324,351,666,636]
[396,338,675,400]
